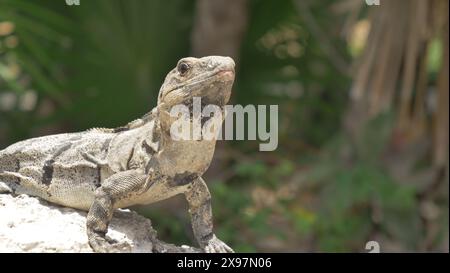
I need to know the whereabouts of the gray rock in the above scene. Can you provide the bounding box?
[0,193,200,253]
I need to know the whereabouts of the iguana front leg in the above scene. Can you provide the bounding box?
[185,177,234,253]
[86,170,150,253]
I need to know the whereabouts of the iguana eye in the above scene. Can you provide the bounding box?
[177,62,190,76]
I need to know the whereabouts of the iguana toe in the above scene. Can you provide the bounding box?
[88,231,131,253]
[204,235,234,253]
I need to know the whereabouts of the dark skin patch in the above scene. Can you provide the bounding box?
[42,143,72,186]
[15,159,20,172]
[169,172,198,187]
[101,139,111,152]
[184,97,224,129]
[113,127,129,133]
[201,116,214,128]
[95,167,102,188]
[142,140,156,155]
[42,159,55,186]
[126,148,135,169]
[200,231,214,242]
[54,143,72,157]
[184,98,209,113]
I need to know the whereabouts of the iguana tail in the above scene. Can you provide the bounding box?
[0,151,18,193]
[0,172,14,194]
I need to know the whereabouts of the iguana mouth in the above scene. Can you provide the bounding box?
[177,69,234,90]
[215,69,235,81]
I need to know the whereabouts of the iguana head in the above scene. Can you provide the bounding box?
[154,56,235,176]
[157,56,235,109]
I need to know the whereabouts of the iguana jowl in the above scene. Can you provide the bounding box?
[0,56,235,253]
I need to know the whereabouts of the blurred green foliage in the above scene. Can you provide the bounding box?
[0,0,446,252]
[1,0,194,140]
[146,114,423,252]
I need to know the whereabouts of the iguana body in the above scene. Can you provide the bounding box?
[0,56,235,253]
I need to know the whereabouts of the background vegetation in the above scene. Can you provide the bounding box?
[0,0,448,252]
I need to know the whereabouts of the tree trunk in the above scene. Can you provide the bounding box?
[191,0,249,61]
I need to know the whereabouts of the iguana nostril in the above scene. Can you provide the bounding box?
[220,57,235,72]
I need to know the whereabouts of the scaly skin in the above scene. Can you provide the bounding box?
[0,56,235,253]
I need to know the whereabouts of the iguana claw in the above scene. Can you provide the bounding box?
[88,231,131,253]
[204,235,234,253]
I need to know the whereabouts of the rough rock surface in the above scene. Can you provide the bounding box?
[0,193,200,253]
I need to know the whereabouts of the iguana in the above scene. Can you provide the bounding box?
[0,56,235,253]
